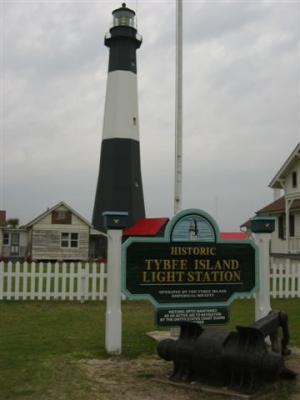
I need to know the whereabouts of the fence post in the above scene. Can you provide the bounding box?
[80,263,86,304]
[7,262,12,300]
[253,232,272,321]
[251,217,275,321]
[0,262,3,300]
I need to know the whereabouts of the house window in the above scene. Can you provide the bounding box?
[61,232,79,248]
[278,214,295,238]
[292,171,297,188]
[52,211,72,224]
[278,215,285,239]
[3,232,9,245]
[290,214,295,237]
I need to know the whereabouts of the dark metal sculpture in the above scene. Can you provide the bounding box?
[157,310,296,394]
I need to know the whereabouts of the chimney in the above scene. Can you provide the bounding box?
[0,210,6,226]
[273,188,283,201]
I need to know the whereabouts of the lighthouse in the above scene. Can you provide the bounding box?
[92,3,145,234]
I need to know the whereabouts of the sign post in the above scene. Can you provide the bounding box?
[103,211,128,355]
[251,217,275,321]
[122,209,258,326]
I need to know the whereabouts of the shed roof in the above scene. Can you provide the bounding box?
[24,201,92,228]
[123,218,169,236]
[220,232,248,240]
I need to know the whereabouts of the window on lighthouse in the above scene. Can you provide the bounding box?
[113,7,135,28]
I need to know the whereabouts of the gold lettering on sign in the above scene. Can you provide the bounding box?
[170,246,216,256]
[142,270,185,283]
[144,259,188,271]
[187,270,241,282]
[141,249,242,285]
[194,259,240,270]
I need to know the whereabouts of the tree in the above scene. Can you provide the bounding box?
[6,219,19,228]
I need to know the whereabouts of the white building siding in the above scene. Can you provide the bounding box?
[284,161,300,196]
[295,214,300,236]
[270,232,286,254]
[31,229,89,260]
[30,206,90,260]
[0,230,28,258]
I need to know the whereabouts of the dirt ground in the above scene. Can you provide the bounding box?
[79,348,300,400]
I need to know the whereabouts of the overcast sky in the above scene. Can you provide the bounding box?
[0,0,299,231]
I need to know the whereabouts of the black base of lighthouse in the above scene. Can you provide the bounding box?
[92,138,145,232]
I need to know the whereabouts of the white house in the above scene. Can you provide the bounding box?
[0,202,92,261]
[242,143,300,257]
[24,202,92,261]
[0,211,28,260]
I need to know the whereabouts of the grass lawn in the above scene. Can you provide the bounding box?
[0,298,299,400]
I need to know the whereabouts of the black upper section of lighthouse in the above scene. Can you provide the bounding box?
[105,3,142,74]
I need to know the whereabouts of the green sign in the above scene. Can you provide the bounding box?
[156,306,229,326]
[122,209,258,310]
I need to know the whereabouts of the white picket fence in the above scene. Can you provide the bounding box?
[0,261,107,301]
[270,260,300,298]
[0,260,300,301]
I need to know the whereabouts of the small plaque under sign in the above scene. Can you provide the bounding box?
[156,307,229,326]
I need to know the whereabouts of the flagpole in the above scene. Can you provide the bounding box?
[171,0,183,339]
[174,0,183,214]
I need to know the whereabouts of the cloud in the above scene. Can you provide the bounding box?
[1,0,299,231]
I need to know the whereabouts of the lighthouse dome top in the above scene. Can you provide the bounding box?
[112,3,136,28]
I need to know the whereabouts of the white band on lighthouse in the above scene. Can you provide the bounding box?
[103,70,139,141]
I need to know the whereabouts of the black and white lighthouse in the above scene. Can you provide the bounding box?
[92,3,145,233]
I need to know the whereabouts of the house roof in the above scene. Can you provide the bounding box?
[269,142,300,189]
[123,218,169,236]
[23,201,92,228]
[240,219,252,229]
[256,196,300,215]
[1,227,27,232]
[240,195,300,229]
[220,232,248,240]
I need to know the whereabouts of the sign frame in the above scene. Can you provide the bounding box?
[121,209,259,310]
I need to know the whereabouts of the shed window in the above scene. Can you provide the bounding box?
[52,211,72,224]
[61,232,79,248]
